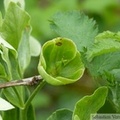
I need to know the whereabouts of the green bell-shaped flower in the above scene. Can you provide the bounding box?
[38,37,85,85]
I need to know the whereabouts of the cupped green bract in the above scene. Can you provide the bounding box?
[38,37,85,85]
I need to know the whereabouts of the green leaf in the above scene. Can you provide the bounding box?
[29,36,41,56]
[87,39,120,61]
[73,86,108,120]
[4,0,25,11]
[1,2,31,76]
[1,2,30,50]
[85,31,120,81]
[0,63,7,79]
[2,108,19,120]
[0,97,14,111]
[0,36,17,57]
[3,87,24,109]
[0,44,13,80]
[95,31,120,42]
[18,27,31,74]
[9,52,21,79]
[50,11,98,51]
[26,104,35,120]
[38,37,85,85]
[87,52,120,80]
[0,40,20,80]
[0,34,22,109]
[47,108,73,120]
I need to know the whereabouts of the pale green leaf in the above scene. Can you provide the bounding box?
[9,52,21,79]
[73,86,108,120]
[47,108,73,120]
[0,43,20,80]
[1,2,30,49]
[29,36,41,56]
[0,97,14,111]
[18,27,31,74]
[0,45,13,79]
[0,36,17,58]
[4,0,25,11]
[0,33,20,81]
[0,36,15,50]
[50,11,98,51]
[1,2,31,75]
[0,115,2,120]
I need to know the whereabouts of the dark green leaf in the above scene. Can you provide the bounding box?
[47,108,73,120]
[73,86,108,120]
[27,104,35,120]
[50,11,98,51]
[2,107,19,120]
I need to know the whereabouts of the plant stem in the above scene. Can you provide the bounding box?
[24,80,46,109]
[19,108,27,120]
[0,76,42,88]
[19,79,46,120]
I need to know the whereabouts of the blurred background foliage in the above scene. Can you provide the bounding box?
[0,0,120,119]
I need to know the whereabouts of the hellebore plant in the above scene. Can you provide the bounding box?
[0,0,120,120]
[38,37,84,85]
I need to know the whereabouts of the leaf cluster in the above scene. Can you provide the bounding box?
[0,1,41,120]
[48,10,120,119]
